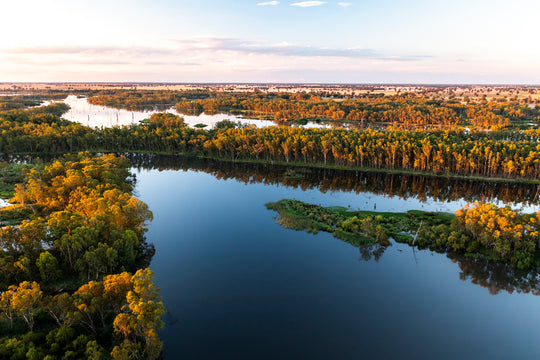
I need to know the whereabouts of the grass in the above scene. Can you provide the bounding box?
[0,205,35,225]
[266,199,454,248]
[0,163,36,198]
[266,199,540,270]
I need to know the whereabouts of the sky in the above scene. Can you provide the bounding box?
[1,0,539,84]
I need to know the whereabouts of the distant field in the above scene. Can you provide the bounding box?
[1,83,538,102]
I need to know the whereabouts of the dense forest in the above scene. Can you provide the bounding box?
[88,90,212,111]
[0,153,163,359]
[0,95,69,112]
[3,104,540,181]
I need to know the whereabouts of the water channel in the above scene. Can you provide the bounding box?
[130,156,540,360]
[61,96,329,129]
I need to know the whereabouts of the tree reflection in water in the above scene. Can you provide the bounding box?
[449,253,540,296]
[355,243,540,296]
[124,153,539,207]
[358,243,387,262]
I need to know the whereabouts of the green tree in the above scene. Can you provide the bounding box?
[36,251,61,282]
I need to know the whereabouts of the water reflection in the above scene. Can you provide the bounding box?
[125,153,540,209]
[62,95,257,129]
[126,154,540,296]
[358,244,387,262]
[61,96,330,129]
[6,152,540,296]
[355,241,540,295]
[449,253,540,296]
[4,152,539,209]
[133,154,540,359]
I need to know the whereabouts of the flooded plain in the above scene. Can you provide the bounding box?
[61,96,330,129]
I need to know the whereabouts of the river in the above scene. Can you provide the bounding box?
[130,156,540,359]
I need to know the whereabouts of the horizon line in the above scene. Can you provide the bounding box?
[1,82,540,87]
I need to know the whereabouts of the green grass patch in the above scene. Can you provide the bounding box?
[266,199,454,248]
[266,199,540,270]
[0,163,36,198]
[0,205,34,225]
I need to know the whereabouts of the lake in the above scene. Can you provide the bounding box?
[61,96,330,129]
[131,156,540,359]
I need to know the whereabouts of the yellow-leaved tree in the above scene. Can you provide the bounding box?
[112,269,164,360]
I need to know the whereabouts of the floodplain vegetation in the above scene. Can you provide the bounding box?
[4,104,540,181]
[87,88,540,130]
[267,199,540,270]
[0,153,163,360]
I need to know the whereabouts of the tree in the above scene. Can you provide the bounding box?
[112,269,164,360]
[36,251,61,282]
[11,281,42,331]
[0,287,16,329]
[72,281,106,334]
[43,293,74,327]
[85,340,104,360]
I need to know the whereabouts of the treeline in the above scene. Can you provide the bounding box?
[88,90,212,110]
[1,101,71,127]
[175,93,540,129]
[0,154,163,359]
[124,153,540,206]
[197,125,540,179]
[0,95,69,111]
[0,96,42,111]
[177,94,471,128]
[87,89,540,129]
[3,110,540,181]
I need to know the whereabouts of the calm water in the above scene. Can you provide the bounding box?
[61,96,330,129]
[132,160,540,360]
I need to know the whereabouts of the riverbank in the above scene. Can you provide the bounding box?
[4,149,539,186]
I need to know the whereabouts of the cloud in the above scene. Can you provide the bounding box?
[4,39,431,63]
[257,1,279,5]
[2,55,132,66]
[290,1,326,7]
[0,37,434,82]
[338,2,351,7]
[172,37,429,61]
[0,45,200,69]
[4,45,170,57]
